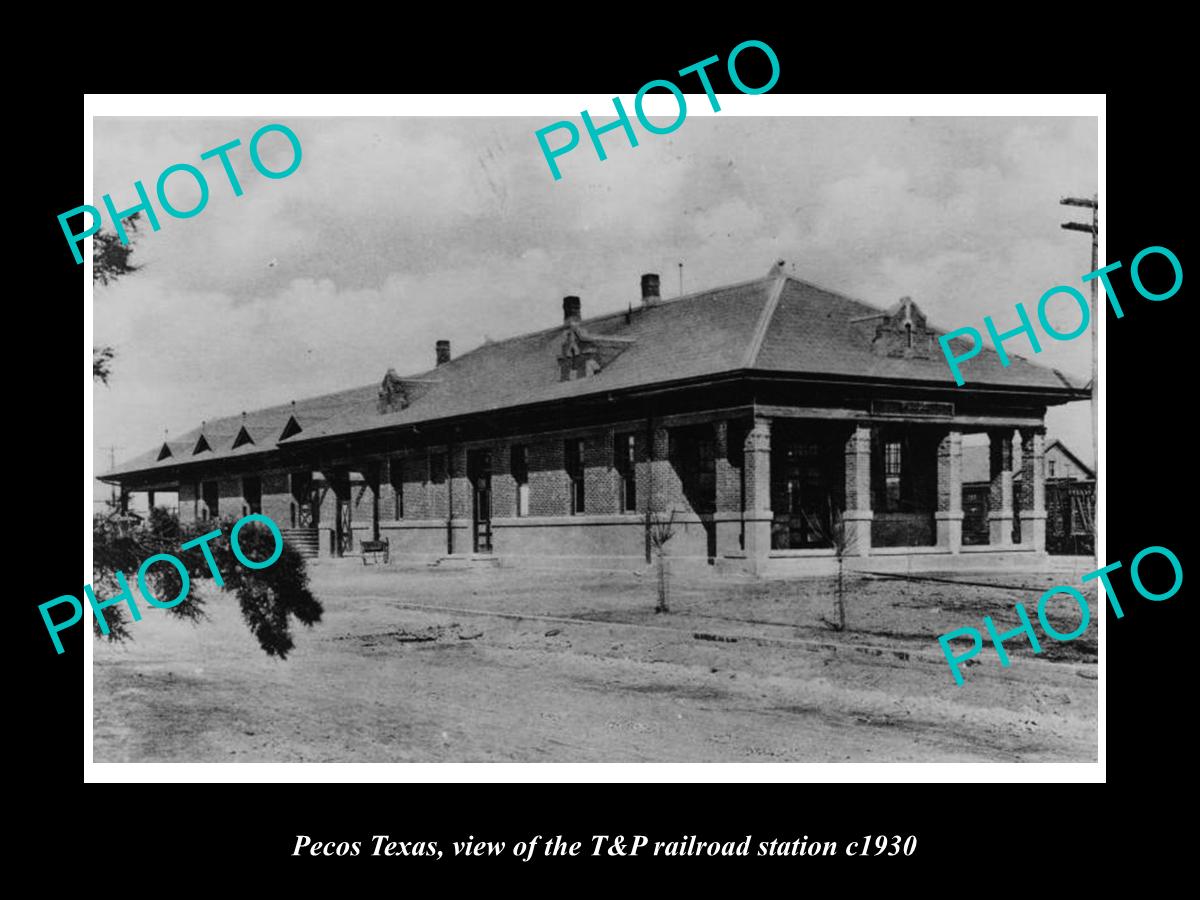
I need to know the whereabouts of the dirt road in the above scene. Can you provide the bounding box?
[92,562,1098,762]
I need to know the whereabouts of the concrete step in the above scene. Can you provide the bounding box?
[430,554,501,569]
[281,528,320,559]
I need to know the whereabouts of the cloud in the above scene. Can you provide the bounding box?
[93,115,1099,478]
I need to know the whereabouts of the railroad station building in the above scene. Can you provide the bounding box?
[101,270,1087,574]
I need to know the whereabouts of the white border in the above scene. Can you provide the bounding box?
[84,93,1106,783]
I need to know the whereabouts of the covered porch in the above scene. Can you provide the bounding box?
[730,412,1048,574]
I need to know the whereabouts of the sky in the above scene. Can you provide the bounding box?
[91,115,1098,505]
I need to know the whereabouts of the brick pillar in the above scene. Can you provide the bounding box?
[366,462,382,542]
[935,429,964,552]
[843,424,872,556]
[742,417,772,567]
[178,482,198,524]
[219,478,246,520]
[448,445,468,554]
[988,428,1015,546]
[317,472,341,558]
[648,424,672,514]
[261,472,292,528]
[1020,427,1047,551]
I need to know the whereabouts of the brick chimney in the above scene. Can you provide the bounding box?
[641,273,660,306]
[563,295,581,325]
[435,340,451,366]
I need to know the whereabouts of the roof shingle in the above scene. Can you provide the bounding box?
[104,275,1083,479]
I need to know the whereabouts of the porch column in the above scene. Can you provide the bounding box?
[178,481,198,524]
[988,428,1015,546]
[317,469,342,558]
[1020,427,1047,551]
[366,461,382,542]
[448,445,470,555]
[741,416,772,566]
[843,424,872,556]
[936,429,964,552]
[713,420,741,557]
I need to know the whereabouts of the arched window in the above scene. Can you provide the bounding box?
[905,321,913,348]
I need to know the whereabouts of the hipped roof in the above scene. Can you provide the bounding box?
[104,275,1084,481]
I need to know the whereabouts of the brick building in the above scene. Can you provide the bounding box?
[101,270,1087,574]
[961,437,1095,550]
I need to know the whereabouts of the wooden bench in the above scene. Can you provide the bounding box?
[360,538,390,565]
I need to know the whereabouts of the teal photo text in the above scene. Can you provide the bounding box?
[43,513,284,654]
[58,123,303,264]
[938,544,1182,685]
[939,245,1182,385]
[534,40,780,181]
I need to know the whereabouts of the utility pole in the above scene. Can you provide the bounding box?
[101,444,123,507]
[678,261,684,297]
[1060,195,1098,469]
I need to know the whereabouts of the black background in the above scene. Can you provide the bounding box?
[19,22,1188,887]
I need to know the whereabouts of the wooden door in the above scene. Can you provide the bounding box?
[470,449,492,553]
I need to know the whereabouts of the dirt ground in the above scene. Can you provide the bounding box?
[92,560,1099,763]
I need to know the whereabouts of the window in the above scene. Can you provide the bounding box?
[202,481,219,519]
[884,441,902,508]
[905,321,914,348]
[614,433,637,512]
[512,444,530,517]
[429,452,447,485]
[1048,459,1057,478]
[391,458,404,519]
[565,438,585,514]
[670,426,716,514]
[243,476,262,516]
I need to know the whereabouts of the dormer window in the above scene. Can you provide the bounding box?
[378,368,409,413]
[280,415,302,440]
[866,296,932,360]
[557,324,636,382]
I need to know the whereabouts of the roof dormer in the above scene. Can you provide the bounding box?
[280,415,302,440]
[554,294,636,382]
[378,368,410,413]
[868,296,934,360]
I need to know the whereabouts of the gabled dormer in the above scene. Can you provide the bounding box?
[232,425,254,449]
[377,368,409,413]
[863,296,934,360]
[556,295,636,382]
[156,442,173,461]
[193,434,212,455]
[280,415,302,440]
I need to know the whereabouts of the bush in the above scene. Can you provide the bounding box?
[92,509,323,659]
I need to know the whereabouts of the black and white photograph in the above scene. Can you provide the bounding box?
[88,107,1100,766]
